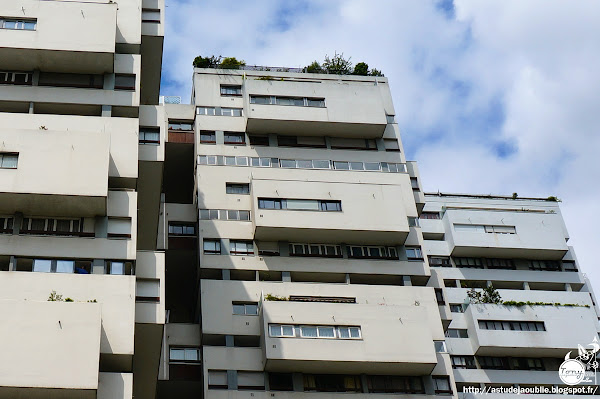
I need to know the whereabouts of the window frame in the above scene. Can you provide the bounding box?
[0,153,19,169]
[220,85,242,96]
[203,239,222,255]
[223,132,246,145]
[229,240,254,256]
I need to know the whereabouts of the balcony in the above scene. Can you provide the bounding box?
[243,77,388,137]
[261,301,437,375]
[465,303,598,357]
[251,173,412,245]
[444,209,569,259]
[0,122,109,217]
[0,1,116,74]
[0,300,100,397]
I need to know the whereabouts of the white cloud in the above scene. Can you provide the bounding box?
[163,0,600,291]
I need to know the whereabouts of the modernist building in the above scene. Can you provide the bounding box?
[0,0,165,398]
[423,193,600,397]
[1,2,598,399]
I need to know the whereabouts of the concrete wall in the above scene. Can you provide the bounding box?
[0,300,101,390]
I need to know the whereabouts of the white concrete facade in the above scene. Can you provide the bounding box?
[0,0,165,398]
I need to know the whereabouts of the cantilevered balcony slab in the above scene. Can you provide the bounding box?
[261,301,437,375]
[0,0,116,74]
[465,303,599,357]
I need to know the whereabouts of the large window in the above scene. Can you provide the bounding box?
[114,74,136,91]
[445,329,468,338]
[200,131,216,144]
[232,302,258,315]
[269,373,294,391]
[203,239,221,255]
[224,132,246,145]
[0,18,37,30]
[139,127,160,145]
[278,135,327,148]
[0,71,33,85]
[32,259,92,274]
[168,223,195,236]
[432,376,452,395]
[268,324,295,337]
[250,95,325,108]
[38,72,103,89]
[226,183,250,194]
[197,107,243,116]
[141,8,161,22]
[367,376,424,394]
[429,256,451,267]
[207,370,228,389]
[107,218,131,239]
[258,198,342,212]
[0,217,13,234]
[330,137,377,150]
[230,240,254,255]
[199,209,250,221]
[169,121,193,131]
[0,153,18,169]
[303,374,361,392]
[21,217,84,236]
[478,320,546,331]
[451,355,476,369]
[405,247,423,261]
[268,324,361,340]
[529,260,561,271]
[289,243,343,258]
[220,85,242,96]
[348,245,398,260]
[237,371,265,390]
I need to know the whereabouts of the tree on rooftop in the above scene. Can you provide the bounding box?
[353,62,369,76]
[220,57,246,69]
[304,61,324,73]
[193,55,221,68]
[322,52,352,75]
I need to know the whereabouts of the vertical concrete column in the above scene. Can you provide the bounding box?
[360,375,369,393]
[227,370,237,390]
[222,269,231,281]
[268,133,278,147]
[95,216,108,238]
[345,273,351,284]
[279,241,290,256]
[225,335,234,347]
[215,131,225,145]
[282,272,291,282]
[13,212,23,234]
[222,239,231,255]
[8,256,16,272]
[523,281,530,290]
[92,259,105,274]
[565,283,573,292]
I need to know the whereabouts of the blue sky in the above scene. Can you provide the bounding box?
[160,0,600,292]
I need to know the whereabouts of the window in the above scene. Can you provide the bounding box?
[237,371,265,390]
[429,256,451,267]
[478,320,546,331]
[337,326,361,339]
[141,8,161,22]
[269,373,294,391]
[563,261,578,272]
[203,239,221,255]
[0,153,18,169]
[0,18,37,30]
[220,107,243,117]
[485,225,516,234]
[208,370,228,389]
[114,74,136,91]
[250,95,325,108]
[269,324,295,337]
[367,376,424,394]
[139,127,160,144]
[386,115,396,123]
[434,341,447,353]
[169,121,193,131]
[230,240,254,255]
[168,223,195,236]
[433,376,452,395]
[330,138,377,150]
[529,260,561,271]
[435,288,445,304]
[0,71,33,85]
[226,183,250,194]
[445,329,468,338]
[420,211,441,220]
[257,241,279,256]
[477,356,509,370]
[451,355,476,369]
[483,258,516,270]
[449,304,464,313]
[405,247,423,260]
[258,198,341,212]
[107,260,134,275]
[107,218,131,239]
[384,139,401,152]
[348,246,398,260]
[224,132,245,145]
[278,135,326,148]
[249,135,269,146]
[33,259,72,273]
[21,217,82,236]
[290,243,343,258]
[233,302,258,316]
[220,85,242,96]
[0,217,13,234]
[196,106,216,115]
[199,209,250,221]
[408,217,420,227]
[303,375,361,392]
[38,72,103,89]
[410,177,419,190]
[454,257,483,269]
[199,131,216,144]
[170,347,201,363]
[511,357,544,371]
